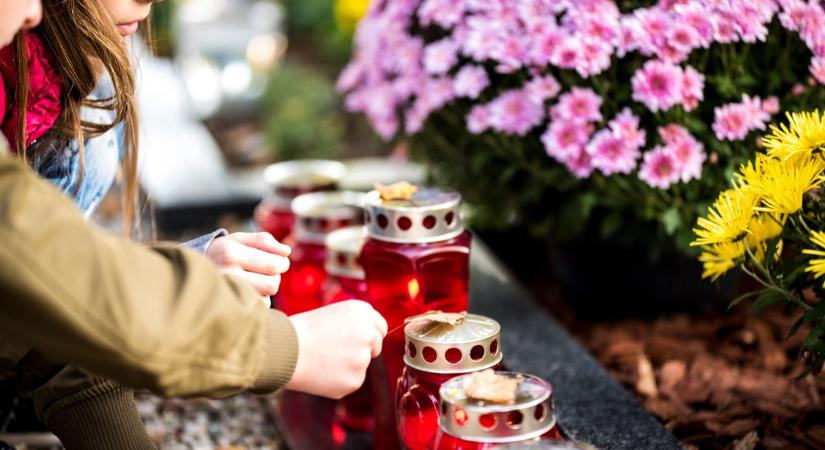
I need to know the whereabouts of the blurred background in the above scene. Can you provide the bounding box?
[129,0,397,239]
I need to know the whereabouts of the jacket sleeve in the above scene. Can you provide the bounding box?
[180,228,228,255]
[0,154,298,398]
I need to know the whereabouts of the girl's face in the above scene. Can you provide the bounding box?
[0,0,41,47]
[99,0,155,37]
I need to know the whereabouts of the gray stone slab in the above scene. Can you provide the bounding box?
[470,239,682,450]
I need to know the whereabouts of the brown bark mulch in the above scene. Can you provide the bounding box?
[575,305,825,450]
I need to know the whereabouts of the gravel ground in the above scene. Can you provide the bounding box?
[135,392,286,450]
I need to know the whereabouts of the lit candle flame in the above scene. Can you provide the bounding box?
[407,278,420,300]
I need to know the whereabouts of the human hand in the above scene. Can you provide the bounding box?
[206,232,291,297]
[285,300,388,399]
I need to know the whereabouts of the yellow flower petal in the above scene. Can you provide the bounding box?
[692,188,758,247]
[763,110,825,160]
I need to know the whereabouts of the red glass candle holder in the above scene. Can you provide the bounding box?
[396,314,503,450]
[254,160,345,241]
[360,188,471,450]
[434,372,562,450]
[276,191,366,316]
[322,226,374,433]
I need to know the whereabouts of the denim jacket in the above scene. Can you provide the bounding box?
[29,73,120,219]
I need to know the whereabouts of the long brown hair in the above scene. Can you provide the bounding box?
[11,0,141,235]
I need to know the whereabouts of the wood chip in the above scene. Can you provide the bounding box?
[375,181,418,202]
[733,430,760,450]
[636,354,658,397]
[404,310,467,326]
[463,369,521,404]
[659,360,687,392]
[720,419,761,437]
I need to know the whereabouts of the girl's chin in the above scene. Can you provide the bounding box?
[116,21,139,37]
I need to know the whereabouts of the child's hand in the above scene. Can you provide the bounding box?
[206,232,291,297]
[285,300,388,399]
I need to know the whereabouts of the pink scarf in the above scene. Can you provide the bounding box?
[0,31,63,151]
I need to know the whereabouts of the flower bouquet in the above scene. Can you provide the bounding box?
[337,0,825,258]
[693,110,825,371]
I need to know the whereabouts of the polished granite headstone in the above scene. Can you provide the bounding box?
[274,238,681,450]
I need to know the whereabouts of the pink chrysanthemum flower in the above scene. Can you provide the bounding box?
[459,16,501,63]
[762,96,780,115]
[741,94,770,129]
[713,12,740,44]
[550,37,583,71]
[680,66,705,111]
[418,0,465,28]
[492,35,529,73]
[578,40,613,78]
[659,125,706,182]
[541,120,594,161]
[373,115,400,141]
[658,123,692,146]
[524,74,561,102]
[674,2,714,48]
[528,26,565,66]
[779,0,808,32]
[711,94,774,141]
[811,56,825,85]
[487,89,545,136]
[382,35,424,75]
[453,65,490,99]
[551,87,603,123]
[631,60,683,112]
[639,146,680,189]
[667,22,702,55]
[466,105,490,134]
[617,16,643,57]
[634,8,671,55]
[404,99,431,135]
[608,108,646,150]
[712,103,750,141]
[423,38,458,75]
[798,3,825,46]
[586,129,640,175]
[563,147,595,179]
[404,77,455,134]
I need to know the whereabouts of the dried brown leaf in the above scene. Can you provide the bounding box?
[375,181,418,201]
[463,369,521,404]
[404,310,467,326]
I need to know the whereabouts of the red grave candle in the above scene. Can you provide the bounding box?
[276,191,366,316]
[360,188,471,450]
[396,314,503,450]
[322,226,374,433]
[434,372,563,450]
[254,160,345,241]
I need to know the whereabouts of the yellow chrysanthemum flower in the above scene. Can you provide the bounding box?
[803,230,825,287]
[699,241,746,280]
[746,213,785,262]
[749,156,825,215]
[692,188,759,247]
[335,0,371,32]
[735,153,768,191]
[763,110,825,161]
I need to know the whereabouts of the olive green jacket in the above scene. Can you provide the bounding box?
[0,137,297,447]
